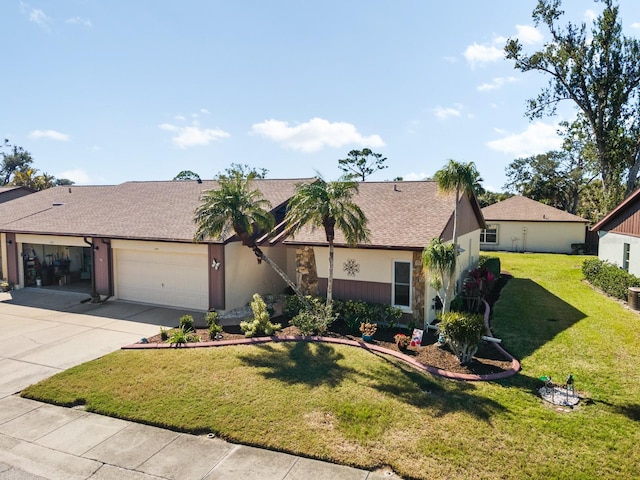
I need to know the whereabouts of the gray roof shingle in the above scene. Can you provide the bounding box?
[482,196,588,223]
[0,179,306,242]
[282,180,459,250]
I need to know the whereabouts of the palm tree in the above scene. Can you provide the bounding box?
[422,237,457,314]
[193,172,303,297]
[433,159,481,250]
[285,177,370,306]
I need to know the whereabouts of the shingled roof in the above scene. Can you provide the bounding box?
[0,179,307,242]
[280,180,468,250]
[482,196,588,223]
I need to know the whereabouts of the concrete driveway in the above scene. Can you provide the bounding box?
[0,288,192,399]
[0,288,389,480]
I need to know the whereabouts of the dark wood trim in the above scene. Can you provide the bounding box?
[208,244,225,310]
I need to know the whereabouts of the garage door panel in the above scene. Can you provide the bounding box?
[115,249,208,310]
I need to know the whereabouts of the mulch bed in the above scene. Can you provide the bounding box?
[145,274,515,377]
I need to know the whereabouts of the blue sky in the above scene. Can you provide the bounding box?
[3,1,640,191]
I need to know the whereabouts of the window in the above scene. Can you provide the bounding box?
[623,243,630,272]
[393,261,411,309]
[480,225,498,244]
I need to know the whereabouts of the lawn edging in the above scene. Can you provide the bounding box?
[123,302,520,382]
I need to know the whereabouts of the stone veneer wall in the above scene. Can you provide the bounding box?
[295,246,318,296]
[412,251,425,322]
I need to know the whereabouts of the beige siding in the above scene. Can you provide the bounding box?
[481,221,585,253]
[223,243,289,310]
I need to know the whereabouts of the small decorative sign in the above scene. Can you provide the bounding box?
[343,258,360,277]
[410,328,424,347]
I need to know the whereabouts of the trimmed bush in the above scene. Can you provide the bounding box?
[582,258,640,300]
[438,311,484,364]
[290,300,337,336]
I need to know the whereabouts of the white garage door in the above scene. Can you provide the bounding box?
[115,249,209,310]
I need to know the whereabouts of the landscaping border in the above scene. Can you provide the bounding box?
[123,302,521,382]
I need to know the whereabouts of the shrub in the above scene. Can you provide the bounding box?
[438,311,484,364]
[581,258,603,281]
[205,311,223,339]
[478,256,501,280]
[340,300,375,333]
[208,322,223,340]
[178,315,195,332]
[376,304,403,329]
[240,293,282,337]
[159,327,169,341]
[290,300,337,336]
[204,311,219,327]
[582,258,640,300]
[283,294,308,317]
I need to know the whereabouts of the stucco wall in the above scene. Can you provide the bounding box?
[481,221,585,253]
[224,243,289,310]
[598,231,640,277]
[311,246,413,283]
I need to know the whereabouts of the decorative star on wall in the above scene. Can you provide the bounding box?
[343,258,360,277]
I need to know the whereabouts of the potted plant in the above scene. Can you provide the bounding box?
[1,280,10,292]
[394,333,411,351]
[359,322,377,342]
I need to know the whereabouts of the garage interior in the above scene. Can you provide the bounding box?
[22,243,92,292]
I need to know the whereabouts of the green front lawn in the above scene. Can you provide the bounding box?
[21,253,640,479]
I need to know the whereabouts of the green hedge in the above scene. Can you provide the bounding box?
[582,258,640,300]
[478,256,501,279]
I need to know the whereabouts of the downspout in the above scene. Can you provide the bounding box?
[83,237,101,303]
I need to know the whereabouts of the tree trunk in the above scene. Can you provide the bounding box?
[326,240,334,307]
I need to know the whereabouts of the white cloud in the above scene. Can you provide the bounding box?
[66,17,92,27]
[463,43,504,67]
[632,22,640,29]
[28,129,70,141]
[477,76,518,92]
[487,121,563,157]
[515,25,543,45]
[251,118,384,152]
[55,169,91,184]
[403,172,430,181]
[200,108,210,114]
[433,106,461,120]
[20,2,51,30]
[159,123,230,149]
[585,9,597,22]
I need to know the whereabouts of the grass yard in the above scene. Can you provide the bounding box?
[21,253,640,479]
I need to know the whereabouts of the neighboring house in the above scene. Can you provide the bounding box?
[0,186,34,279]
[0,186,34,204]
[480,196,588,253]
[0,179,485,327]
[591,188,640,277]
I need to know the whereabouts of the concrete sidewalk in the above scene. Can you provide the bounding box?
[0,289,394,480]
